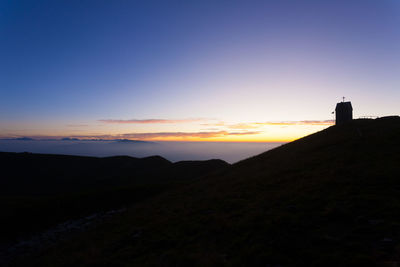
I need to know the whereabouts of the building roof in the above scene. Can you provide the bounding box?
[335,101,353,111]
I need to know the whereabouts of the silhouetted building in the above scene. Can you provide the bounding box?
[335,101,353,125]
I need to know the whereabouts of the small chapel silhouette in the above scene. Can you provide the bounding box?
[335,97,353,125]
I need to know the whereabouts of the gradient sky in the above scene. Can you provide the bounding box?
[1,0,399,141]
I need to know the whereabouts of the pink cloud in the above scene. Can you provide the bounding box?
[204,120,334,130]
[118,130,261,139]
[255,120,334,126]
[3,130,262,141]
[227,131,261,135]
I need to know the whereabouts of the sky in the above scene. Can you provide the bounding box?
[1,0,399,142]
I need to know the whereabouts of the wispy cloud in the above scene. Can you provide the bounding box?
[118,131,261,139]
[255,120,334,126]
[205,120,334,129]
[300,120,335,125]
[228,131,261,135]
[3,130,262,141]
[99,118,206,124]
[227,123,261,130]
[1,119,333,141]
[102,119,334,128]
[201,122,226,127]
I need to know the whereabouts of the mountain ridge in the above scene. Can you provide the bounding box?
[6,117,400,266]
[0,151,229,252]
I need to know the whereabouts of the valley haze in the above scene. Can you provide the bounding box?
[0,139,283,164]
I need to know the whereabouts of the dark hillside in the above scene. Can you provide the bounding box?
[0,153,172,195]
[18,117,400,266]
[0,153,228,246]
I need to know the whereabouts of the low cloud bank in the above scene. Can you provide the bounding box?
[0,140,282,164]
[2,130,261,141]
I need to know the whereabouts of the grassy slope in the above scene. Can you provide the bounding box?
[12,117,400,266]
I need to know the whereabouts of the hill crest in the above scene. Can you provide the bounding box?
[6,116,400,266]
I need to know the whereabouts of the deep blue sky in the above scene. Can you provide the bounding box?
[1,0,399,141]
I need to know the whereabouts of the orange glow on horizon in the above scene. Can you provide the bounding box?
[0,120,333,143]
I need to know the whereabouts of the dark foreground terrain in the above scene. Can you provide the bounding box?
[2,117,400,266]
[0,151,228,264]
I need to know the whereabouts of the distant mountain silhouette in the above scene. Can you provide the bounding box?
[1,137,154,142]
[61,137,80,141]
[4,116,400,266]
[10,137,35,141]
[0,152,229,249]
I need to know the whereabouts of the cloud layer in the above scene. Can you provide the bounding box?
[3,130,261,141]
[98,130,261,140]
[203,120,334,129]
[2,119,333,141]
[99,118,206,124]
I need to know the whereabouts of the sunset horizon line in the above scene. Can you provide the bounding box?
[0,118,335,143]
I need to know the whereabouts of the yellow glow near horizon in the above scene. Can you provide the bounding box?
[0,119,333,142]
[133,124,330,142]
